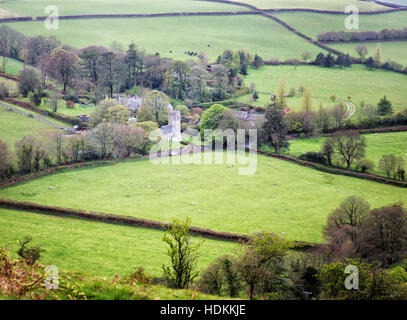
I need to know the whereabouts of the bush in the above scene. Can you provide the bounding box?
[16,236,45,266]
[356,158,375,173]
[66,100,75,109]
[64,93,80,103]
[298,152,327,165]
[0,82,9,99]
[28,91,42,106]
[255,106,265,113]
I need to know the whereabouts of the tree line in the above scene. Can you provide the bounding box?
[0,25,265,106]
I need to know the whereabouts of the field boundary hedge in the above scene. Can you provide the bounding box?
[0,17,32,23]
[199,0,407,13]
[0,198,316,249]
[0,72,19,81]
[255,149,407,188]
[34,11,260,21]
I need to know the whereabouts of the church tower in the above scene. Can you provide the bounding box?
[168,110,181,142]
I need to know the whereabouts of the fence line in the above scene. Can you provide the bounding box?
[0,101,76,133]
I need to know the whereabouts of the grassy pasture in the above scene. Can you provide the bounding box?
[0,105,56,149]
[3,58,23,75]
[329,41,407,68]
[5,15,327,60]
[237,0,387,10]
[1,153,406,243]
[236,64,407,112]
[0,0,246,16]
[0,208,236,277]
[282,131,407,176]
[274,11,407,39]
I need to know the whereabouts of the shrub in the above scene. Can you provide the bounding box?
[255,106,265,113]
[128,267,151,286]
[298,152,327,165]
[356,158,375,173]
[66,100,75,109]
[0,82,9,99]
[64,93,80,103]
[16,236,45,266]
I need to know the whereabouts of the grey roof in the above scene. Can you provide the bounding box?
[232,110,264,122]
[161,125,173,134]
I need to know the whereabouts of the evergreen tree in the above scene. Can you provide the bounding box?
[365,57,375,70]
[253,91,259,101]
[251,54,264,69]
[315,52,326,66]
[377,96,393,116]
[336,54,345,68]
[324,53,336,68]
[261,105,289,153]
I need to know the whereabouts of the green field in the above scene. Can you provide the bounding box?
[274,11,407,39]
[0,105,57,148]
[238,0,387,10]
[283,131,407,176]
[37,100,95,117]
[5,15,327,60]
[0,208,236,277]
[329,41,407,68]
[0,0,245,16]
[3,58,23,76]
[1,153,406,243]
[237,64,407,112]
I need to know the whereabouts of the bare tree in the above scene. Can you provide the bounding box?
[324,196,370,244]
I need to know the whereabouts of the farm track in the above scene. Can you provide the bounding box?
[343,101,356,120]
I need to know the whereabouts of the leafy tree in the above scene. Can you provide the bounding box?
[261,105,289,153]
[321,137,335,166]
[373,43,382,68]
[377,95,393,116]
[200,104,229,138]
[46,48,79,93]
[276,77,287,109]
[331,131,366,168]
[355,45,368,63]
[302,52,312,63]
[236,232,291,300]
[18,67,42,97]
[0,139,13,179]
[302,88,312,112]
[318,259,373,300]
[139,90,171,125]
[14,136,34,173]
[162,218,202,289]
[379,154,404,179]
[103,104,130,124]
